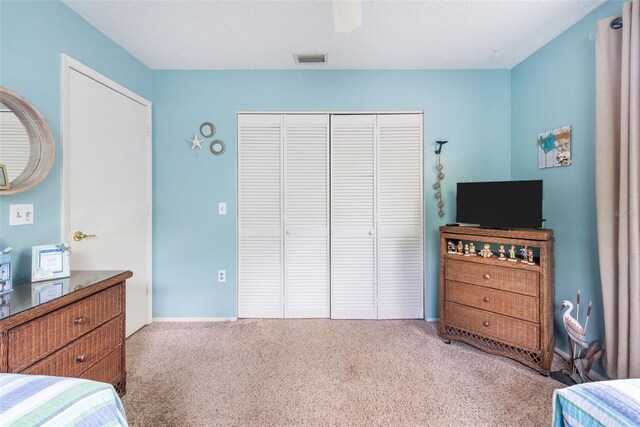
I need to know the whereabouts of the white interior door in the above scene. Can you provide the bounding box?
[284,114,330,318]
[237,114,283,318]
[64,61,151,337]
[377,114,423,319]
[330,115,377,319]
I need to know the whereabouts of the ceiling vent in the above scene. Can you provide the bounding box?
[294,54,327,65]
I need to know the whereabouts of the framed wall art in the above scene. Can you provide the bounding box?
[538,125,571,169]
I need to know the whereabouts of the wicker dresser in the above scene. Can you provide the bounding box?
[0,270,131,395]
[438,226,555,374]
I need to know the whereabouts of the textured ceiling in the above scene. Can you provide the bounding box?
[62,0,605,70]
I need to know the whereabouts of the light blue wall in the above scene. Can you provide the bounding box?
[4,0,616,340]
[511,0,624,361]
[0,0,153,280]
[0,1,512,320]
[152,70,512,318]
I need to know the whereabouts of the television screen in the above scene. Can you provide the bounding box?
[456,180,543,229]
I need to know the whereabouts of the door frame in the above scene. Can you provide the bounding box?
[235,111,424,320]
[60,54,153,325]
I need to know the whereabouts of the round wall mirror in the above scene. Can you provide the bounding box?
[210,140,225,156]
[0,87,55,195]
[200,122,216,138]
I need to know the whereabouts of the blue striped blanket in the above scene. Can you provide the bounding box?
[553,379,640,427]
[0,374,128,426]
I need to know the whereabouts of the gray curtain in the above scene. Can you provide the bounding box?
[595,0,640,380]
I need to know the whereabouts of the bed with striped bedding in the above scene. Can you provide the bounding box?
[0,373,127,427]
[552,379,640,427]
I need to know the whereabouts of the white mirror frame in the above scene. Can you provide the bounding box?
[0,87,55,195]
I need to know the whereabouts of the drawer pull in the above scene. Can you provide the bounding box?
[482,296,490,303]
[482,273,491,280]
[482,321,490,327]
[73,316,86,325]
[76,354,86,363]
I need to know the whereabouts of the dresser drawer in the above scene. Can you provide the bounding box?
[445,259,539,296]
[8,285,122,372]
[22,316,122,377]
[80,346,122,386]
[444,301,539,350]
[445,280,539,323]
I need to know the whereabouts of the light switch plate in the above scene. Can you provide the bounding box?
[218,202,227,215]
[9,204,34,226]
[217,270,226,283]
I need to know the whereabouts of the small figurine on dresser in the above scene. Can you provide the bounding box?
[479,243,493,258]
[520,245,529,262]
[508,245,517,262]
[469,242,477,256]
[456,241,463,255]
[447,241,457,254]
[527,248,535,265]
[498,245,506,260]
[464,244,470,256]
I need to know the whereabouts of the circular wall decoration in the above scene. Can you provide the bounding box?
[210,140,226,156]
[200,122,216,138]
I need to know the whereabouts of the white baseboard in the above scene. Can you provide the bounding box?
[152,317,237,322]
[426,318,440,323]
[554,346,609,381]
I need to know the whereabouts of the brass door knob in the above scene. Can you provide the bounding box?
[73,316,86,325]
[482,296,490,303]
[73,231,96,242]
[482,273,491,280]
[482,321,490,327]
[76,354,86,363]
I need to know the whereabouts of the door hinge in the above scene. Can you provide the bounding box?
[146,283,150,295]
[145,124,150,137]
[145,204,150,216]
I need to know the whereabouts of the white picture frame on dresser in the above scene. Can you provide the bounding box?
[31,244,71,282]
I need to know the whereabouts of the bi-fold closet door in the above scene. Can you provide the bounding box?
[331,114,423,319]
[238,114,330,318]
[238,113,423,319]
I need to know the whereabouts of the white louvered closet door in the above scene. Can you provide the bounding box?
[0,110,30,183]
[377,114,424,319]
[284,115,330,318]
[238,114,283,318]
[331,115,377,319]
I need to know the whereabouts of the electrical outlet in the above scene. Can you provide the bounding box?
[217,270,226,283]
[218,202,227,215]
[9,204,34,226]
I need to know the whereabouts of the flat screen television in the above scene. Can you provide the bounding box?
[456,180,543,229]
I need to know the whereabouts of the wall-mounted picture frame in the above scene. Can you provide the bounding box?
[0,164,9,190]
[31,244,70,282]
[538,125,571,169]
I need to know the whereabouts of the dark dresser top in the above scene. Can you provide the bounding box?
[0,270,131,320]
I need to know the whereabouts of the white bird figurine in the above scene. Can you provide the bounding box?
[561,300,589,349]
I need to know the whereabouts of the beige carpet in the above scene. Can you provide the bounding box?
[122,320,563,426]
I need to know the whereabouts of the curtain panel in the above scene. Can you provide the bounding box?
[595,0,640,379]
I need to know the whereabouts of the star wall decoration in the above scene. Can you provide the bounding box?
[188,134,204,150]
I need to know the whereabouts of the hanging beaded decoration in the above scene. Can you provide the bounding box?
[433,141,448,218]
